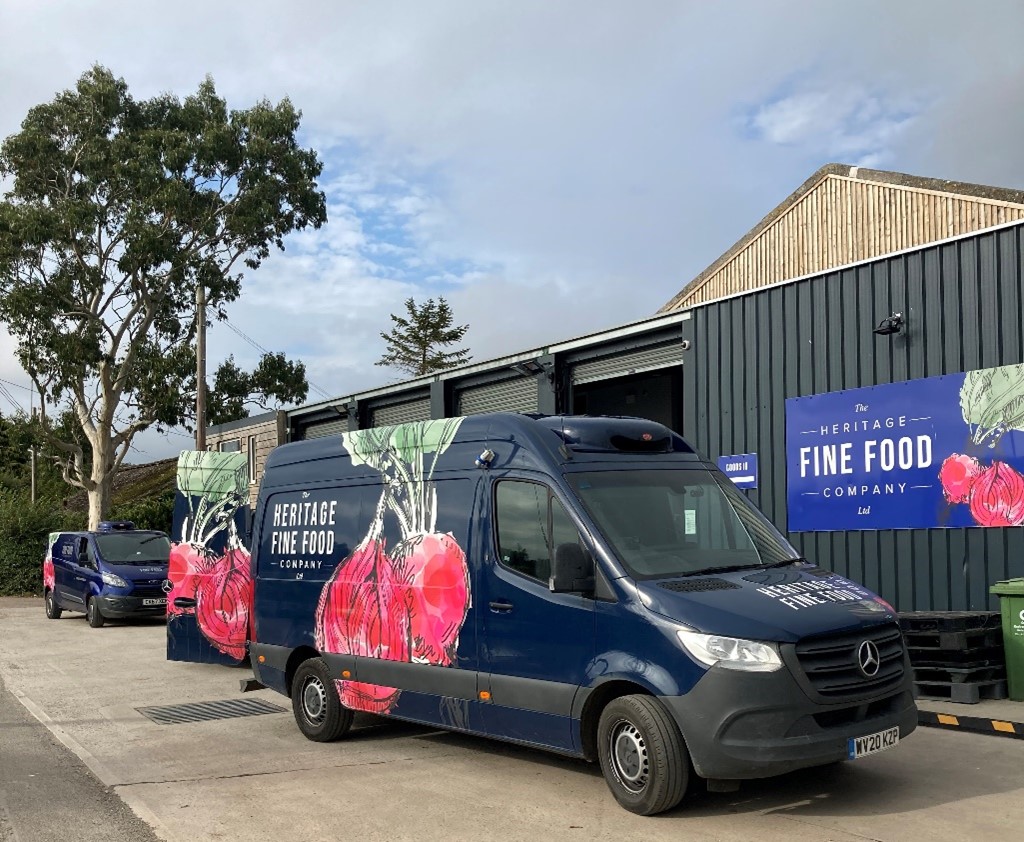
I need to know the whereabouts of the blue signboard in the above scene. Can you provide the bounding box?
[786,363,1024,532]
[718,453,758,489]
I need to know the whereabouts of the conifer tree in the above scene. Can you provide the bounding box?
[377,297,471,377]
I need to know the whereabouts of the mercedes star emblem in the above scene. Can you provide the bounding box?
[857,640,881,677]
[161,579,173,594]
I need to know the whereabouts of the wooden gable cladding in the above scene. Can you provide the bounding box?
[661,166,1024,310]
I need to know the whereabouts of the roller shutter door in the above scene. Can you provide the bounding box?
[300,416,348,440]
[456,376,537,416]
[370,396,431,427]
[570,342,682,385]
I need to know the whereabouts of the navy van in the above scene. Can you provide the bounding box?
[44,521,171,627]
[247,414,916,815]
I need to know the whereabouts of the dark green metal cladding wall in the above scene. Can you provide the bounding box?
[680,222,1024,612]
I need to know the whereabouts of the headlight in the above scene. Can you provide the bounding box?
[677,630,782,672]
[101,572,129,588]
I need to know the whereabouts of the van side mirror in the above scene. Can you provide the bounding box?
[77,549,92,568]
[550,543,595,594]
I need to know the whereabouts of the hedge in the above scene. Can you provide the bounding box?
[0,494,81,596]
[0,488,174,597]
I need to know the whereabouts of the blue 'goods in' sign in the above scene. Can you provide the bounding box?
[717,453,758,489]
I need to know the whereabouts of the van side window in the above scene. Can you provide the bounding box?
[495,482,580,584]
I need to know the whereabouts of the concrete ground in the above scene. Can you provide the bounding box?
[2,595,1023,842]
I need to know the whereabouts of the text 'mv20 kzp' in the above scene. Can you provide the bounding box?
[246,413,916,815]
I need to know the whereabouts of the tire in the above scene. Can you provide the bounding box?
[44,590,62,620]
[291,658,353,742]
[597,694,690,816]
[86,597,105,628]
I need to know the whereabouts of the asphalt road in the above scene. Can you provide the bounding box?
[0,670,159,842]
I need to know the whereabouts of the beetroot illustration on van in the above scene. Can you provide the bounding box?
[168,451,253,662]
[315,418,469,714]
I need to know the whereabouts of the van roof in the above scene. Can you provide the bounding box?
[265,413,696,472]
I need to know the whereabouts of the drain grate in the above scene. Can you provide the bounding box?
[136,698,287,725]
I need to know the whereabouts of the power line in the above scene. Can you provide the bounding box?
[221,317,333,401]
[0,382,25,413]
[0,377,32,392]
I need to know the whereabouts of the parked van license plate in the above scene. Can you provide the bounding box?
[142,598,166,606]
[848,726,899,759]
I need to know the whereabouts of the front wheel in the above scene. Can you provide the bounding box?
[597,695,690,815]
[291,658,353,742]
[86,597,105,628]
[44,590,62,619]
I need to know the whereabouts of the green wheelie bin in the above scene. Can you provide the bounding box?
[990,578,1024,702]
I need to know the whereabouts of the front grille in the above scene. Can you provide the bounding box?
[795,623,905,700]
[127,578,166,599]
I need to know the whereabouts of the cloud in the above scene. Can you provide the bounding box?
[746,83,923,168]
[1,0,1023,465]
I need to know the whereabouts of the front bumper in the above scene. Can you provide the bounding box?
[661,659,917,780]
[96,594,168,619]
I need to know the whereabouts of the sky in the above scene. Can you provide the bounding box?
[1,0,1022,462]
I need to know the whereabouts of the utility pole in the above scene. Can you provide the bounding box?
[196,284,207,451]
[29,402,36,504]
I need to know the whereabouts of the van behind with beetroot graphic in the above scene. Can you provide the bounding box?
[166,450,253,665]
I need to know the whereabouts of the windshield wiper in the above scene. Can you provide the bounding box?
[677,563,767,578]
[765,557,808,569]
[677,557,807,578]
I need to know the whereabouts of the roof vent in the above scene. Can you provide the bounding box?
[538,416,693,454]
[97,521,135,532]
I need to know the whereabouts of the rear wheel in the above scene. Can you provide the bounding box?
[86,597,105,628]
[291,658,353,742]
[44,590,62,619]
[597,694,690,815]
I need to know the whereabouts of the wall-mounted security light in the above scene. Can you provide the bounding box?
[511,360,546,377]
[873,312,904,337]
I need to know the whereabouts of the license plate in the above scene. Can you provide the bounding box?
[848,726,899,759]
[142,598,167,606]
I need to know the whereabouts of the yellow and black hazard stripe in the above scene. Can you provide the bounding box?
[919,710,1024,739]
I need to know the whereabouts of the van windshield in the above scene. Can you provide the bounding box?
[566,469,800,579]
[95,533,171,564]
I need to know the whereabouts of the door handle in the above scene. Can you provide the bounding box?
[489,600,513,613]
[74,576,86,582]
[173,597,197,609]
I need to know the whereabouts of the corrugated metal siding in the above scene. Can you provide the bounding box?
[682,223,1024,612]
[456,377,537,415]
[677,175,1024,308]
[300,417,348,440]
[370,397,431,427]
[571,342,682,385]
